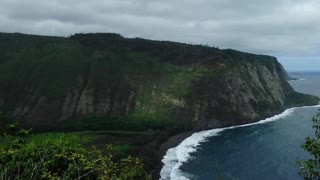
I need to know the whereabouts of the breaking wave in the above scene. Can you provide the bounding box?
[160,104,320,180]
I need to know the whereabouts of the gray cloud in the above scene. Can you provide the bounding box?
[1,0,320,63]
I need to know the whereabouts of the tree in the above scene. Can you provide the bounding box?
[0,116,150,180]
[297,110,320,179]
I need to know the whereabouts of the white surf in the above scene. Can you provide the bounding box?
[160,104,320,180]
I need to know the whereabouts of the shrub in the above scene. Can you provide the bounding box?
[297,110,320,179]
[0,121,150,180]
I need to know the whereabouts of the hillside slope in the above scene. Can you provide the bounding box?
[0,33,318,131]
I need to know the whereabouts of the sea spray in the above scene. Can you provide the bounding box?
[288,78,305,82]
[160,104,320,180]
[160,129,224,180]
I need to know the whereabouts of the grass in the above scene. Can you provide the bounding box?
[0,130,140,157]
[58,112,185,132]
[1,32,317,133]
[0,127,150,179]
[285,92,320,107]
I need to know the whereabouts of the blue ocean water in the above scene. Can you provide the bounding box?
[177,72,320,180]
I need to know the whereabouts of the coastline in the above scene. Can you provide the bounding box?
[153,132,193,180]
[288,78,304,82]
[158,104,320,180]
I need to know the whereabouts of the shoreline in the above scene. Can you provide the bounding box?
[158,103,320,180]
[153,132,194,180]
[288,78,304,82]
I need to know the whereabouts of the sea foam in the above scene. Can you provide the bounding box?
[288,78,305,82]
[160,104,320,180]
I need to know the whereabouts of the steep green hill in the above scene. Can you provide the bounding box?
[0,32,318,131]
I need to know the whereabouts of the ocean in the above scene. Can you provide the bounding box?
[161,71,320,180]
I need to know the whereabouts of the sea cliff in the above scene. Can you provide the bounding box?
[0,32,319,178]
[0,33,317,131]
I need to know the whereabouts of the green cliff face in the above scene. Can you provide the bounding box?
[0,33,318,131]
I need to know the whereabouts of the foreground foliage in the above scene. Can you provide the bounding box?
[0,120,150,179]
[297,110,320,179]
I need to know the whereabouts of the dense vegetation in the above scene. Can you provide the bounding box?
[0,115,150,180]
[1,32,318,133]
[1,32,320,179]
[0,33,219,131]
[297,110,320,179]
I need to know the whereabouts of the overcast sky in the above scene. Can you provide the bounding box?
[0,0,319,71]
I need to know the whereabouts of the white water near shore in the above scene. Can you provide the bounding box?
[288,78,305,82]
[160,104,320,180]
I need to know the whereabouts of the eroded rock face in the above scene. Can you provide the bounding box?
[76,88,95,115]
[2,58,311,131]
[60,89,80,120]
[190,62,288,130]
[1,33,318,131]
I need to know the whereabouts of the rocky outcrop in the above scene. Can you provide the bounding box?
[0,33,318,131]
[60,89,80,120]
[280,64,298,81]
[190,62,288,130]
